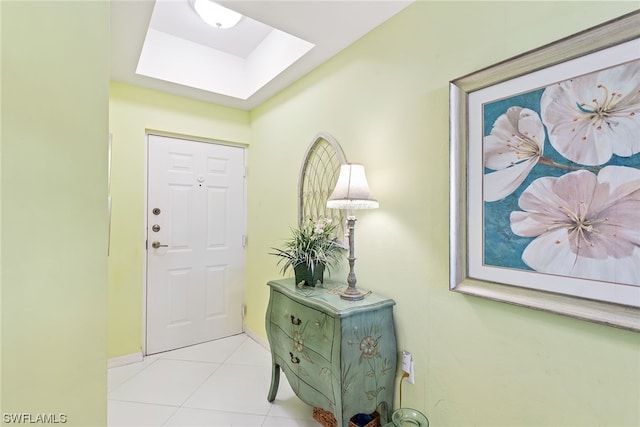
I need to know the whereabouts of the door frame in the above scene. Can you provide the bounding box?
[141,130,248,356]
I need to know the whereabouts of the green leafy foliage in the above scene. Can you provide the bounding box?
[270,218,344,275]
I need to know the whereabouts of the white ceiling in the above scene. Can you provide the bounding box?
[110,0,413,110]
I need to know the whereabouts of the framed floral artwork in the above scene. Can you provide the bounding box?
[450,10,640,332]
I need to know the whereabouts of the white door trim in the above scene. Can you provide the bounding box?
[141,130,247,356]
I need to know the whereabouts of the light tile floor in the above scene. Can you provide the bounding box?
[108,333,320,427]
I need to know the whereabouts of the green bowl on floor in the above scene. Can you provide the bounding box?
[391,408,429,427]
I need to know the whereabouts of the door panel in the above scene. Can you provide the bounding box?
[146,134,245,355]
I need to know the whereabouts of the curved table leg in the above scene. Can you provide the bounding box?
[378,401,390,425]
[267,362,280,402]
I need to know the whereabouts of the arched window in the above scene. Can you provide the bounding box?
[298,132,347,246]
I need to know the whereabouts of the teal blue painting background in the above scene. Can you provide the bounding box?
[482,88,640,270]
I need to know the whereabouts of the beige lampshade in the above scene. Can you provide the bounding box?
[327,164,379,210]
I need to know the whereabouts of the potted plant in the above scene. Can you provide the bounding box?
[270,218,344,287]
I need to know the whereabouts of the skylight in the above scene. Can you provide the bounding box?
[135,0,315,100]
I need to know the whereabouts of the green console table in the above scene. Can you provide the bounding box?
[266,278,397,427]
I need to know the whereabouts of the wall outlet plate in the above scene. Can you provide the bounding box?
[402,351,415,384]
[402,351,411,373]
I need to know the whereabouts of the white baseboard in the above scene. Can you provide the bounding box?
[108,352,144,369]
[109,329,266,368]
[244,325,270,351]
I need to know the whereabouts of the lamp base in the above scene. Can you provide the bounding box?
[340,285,365,301]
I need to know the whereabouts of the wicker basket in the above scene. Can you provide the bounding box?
[313,407,337,427]
[312,407,380,427]
[350,411,380,427]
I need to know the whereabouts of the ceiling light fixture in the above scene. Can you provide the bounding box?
[193,0,242,29]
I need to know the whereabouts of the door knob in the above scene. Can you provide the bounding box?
[151,241,168,249]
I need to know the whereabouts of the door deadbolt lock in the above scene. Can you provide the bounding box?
[152,224,161,232]
[152,208,161,215]
[151,241,168,249]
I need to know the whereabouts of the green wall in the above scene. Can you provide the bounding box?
[108,83,250,358]
[4,1,636,425]
[1,1,109,425]
[104,1,640,425]
[245,2,640,426]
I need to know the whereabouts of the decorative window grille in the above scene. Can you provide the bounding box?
[298,132,347,246]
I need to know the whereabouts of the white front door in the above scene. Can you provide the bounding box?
[146,134,245,355]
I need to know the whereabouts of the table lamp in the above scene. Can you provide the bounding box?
[326,163,378,300]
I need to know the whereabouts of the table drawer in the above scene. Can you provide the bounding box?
[270,323,335,403]
[296,346,335,403]
[269,290,335,362]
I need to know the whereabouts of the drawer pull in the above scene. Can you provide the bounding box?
[290,315,302,325]
[289,352,300,364]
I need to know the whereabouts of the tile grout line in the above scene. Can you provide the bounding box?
[109,334,315,427]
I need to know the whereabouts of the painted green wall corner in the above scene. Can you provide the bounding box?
[108,82,250,359]
[1,1,109,425]
[245,2,640,426]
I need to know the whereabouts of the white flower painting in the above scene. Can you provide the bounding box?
[541,61,640,166]
[510,166,640,285]
[483,107,545,202]
[483,59,640,287]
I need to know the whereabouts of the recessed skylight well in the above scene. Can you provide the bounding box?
[135,0,315,101]
[113,0,415,109]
